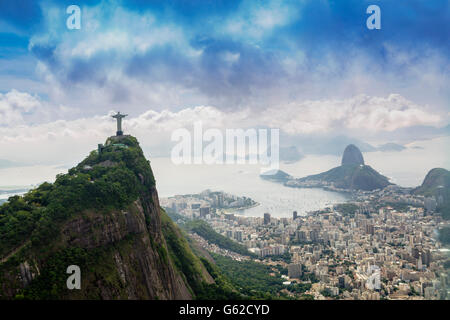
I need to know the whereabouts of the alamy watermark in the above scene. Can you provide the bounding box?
[65,4,380,31]
[171,122,280,174]
[66,5,81,30]
[366,5,381,30]
[66,265,81,289]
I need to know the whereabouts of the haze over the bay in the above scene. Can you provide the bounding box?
[0,1,449,213]
[2,136,449,216]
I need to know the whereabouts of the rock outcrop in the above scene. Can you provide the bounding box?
[341,144,365,166]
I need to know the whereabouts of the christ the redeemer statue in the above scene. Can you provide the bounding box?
[112,111,128,136]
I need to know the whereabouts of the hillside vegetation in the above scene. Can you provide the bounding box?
[0,135,226,299]
[414,168,450,220]
[183,219,255,257]
[0,136,152,259]
[414,168,450,245]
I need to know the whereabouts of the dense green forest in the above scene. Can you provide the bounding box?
[183,219,256,257]
[382,202,414,212]
[159,209,244,299]
[211,253,283,298]
[0,136,154,259]
[333,203,359,217]
[210,253,313,299]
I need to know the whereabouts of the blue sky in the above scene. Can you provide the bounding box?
[0,0,449,164]
[1,0,449,108]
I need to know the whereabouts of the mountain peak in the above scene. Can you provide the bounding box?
[341,144,365,166]
[0,134,217,299]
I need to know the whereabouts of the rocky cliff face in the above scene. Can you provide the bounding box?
[341,144,365,166]
[0,135,213,299]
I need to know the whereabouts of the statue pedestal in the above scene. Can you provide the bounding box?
[116,131,123,136]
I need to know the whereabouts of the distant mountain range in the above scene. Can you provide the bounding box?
[279,146,304,163]
[262,146,304,163]
[277,134,410,159]
[376,143,406,152]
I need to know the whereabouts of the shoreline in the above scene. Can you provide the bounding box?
[262,176,355,199]
[219,202,260,214]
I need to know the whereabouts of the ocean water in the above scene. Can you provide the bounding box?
[150,158,349,217]
[149,136,449,217]
[1,136,448,218]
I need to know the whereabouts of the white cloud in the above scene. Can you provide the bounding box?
[30,3,195,60]
[223,0,300,41]
[16,0,447,123]
[26,2,206,117]
[0,89,42,125]
[259,94,443,134]
[0,93,445,165]
[0,107,230,164]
